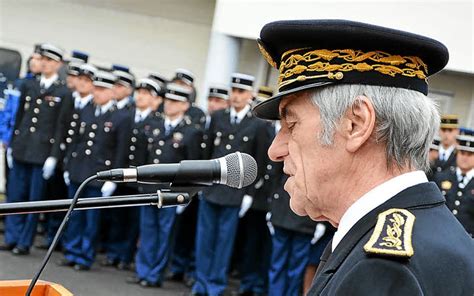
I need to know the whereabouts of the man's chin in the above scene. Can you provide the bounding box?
[289,200,308,217]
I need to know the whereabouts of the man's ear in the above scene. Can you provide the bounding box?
[343,95,376,153]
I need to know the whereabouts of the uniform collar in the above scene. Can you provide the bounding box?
[456,167,474,184]
[164,116,183,129]
[332,170,428,251]
[99,100,115,114]
[73,92,93,109]
[230,105,251,123]
[439,144,455,160]
[135,108,152,122]
[116,97,131,110]
[40,73,58,89]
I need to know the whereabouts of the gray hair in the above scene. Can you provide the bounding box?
[309,84,440,171]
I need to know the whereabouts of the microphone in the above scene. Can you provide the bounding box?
[96,152,257,189]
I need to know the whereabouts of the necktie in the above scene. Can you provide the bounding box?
[232,115,238,125]
[135,113,142,124]
[165,123,172,136]
[95,107,101,117]
[441,152,446,162]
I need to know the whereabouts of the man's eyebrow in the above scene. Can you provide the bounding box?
[280,105,297,120]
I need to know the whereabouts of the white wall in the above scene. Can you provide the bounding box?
[0,0,215,103]
[213,0,474,74]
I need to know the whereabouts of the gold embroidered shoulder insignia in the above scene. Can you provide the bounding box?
[363,208,415,258]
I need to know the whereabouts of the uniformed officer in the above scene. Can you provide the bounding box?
[253,86,274,105]
[432,114,459,176]
[1,43,72,255]
[426,136,441,181]
[435,132,474,236]
[192,73,269,296]
[129,83,202,288]
[148,72,167,116]
[172,68,206,129]
[65,50,89,91]
[112,64,135,111]
[253,19,474,294]
[205,84,230,128]
[101,78,161,270]
[60,70,131,270]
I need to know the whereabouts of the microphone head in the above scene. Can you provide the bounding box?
[222,152,258,189]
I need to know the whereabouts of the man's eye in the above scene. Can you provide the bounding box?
[287,122,296,130]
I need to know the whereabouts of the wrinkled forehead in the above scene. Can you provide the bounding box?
[278,91,312,120]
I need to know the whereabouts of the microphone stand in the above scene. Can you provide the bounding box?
[0,191,191,216]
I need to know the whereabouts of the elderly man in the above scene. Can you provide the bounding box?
[253,20,474,295]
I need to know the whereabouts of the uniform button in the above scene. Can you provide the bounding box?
[31,117,38,123]
[455,200,460,206]
[452,209,458,215]
[72,152,77,158]
[68,130,74,136]
[73,114,79,120]
[267,164,272,170]
[80,122,86,127]
[133,129,138,135]
[159,140,165,146]
[155,149,162,155]
[264,174,270,180]
[34,108,40,114]
[153,159,160,164]
[437,167,442,172]
[30,127,36,132]
[274,193,279,199]
[131,137,137,143]
[36,99,42,104]
[66,137,72,143]
[26,96,31,101]
[49,102,54,107]
[129,155,135,160]
[130,146,136,151]
[173,143,179,148]
[148,138,153,143]
[14,130,19,135]
[243,136,249,142]
[229,134,234,140]
[85,149,91,155]
[49,138,55,144]
[91,124,97,129]
[216,132,222,137]
[104,127,110,132]
[201,143,206,148]
[71,121,77,127]
[89,132,95,138]
[457,191,462,197]
[105,160,111,166]
[87,141,93,146]
[226,144,231,150]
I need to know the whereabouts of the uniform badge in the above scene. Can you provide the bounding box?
[363,208,415,258]
[441,181,452,190]
[173,132,184,142]
[153,128,160,136]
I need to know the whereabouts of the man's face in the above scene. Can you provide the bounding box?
[164,99,189,117]
[456,150,474,172]
[439,128,459,147]
[429,149,439,163]
[230,88,252,110]
[113,83,132,100]
[207,96,229,114]
[135,88,153,110]
[93,86,114,105]
[75,75,94,95]
[29,54,43,74]
[151,96,163,111]
[268,92,347,222]
[41,56,61,76]
[66,75,79,90]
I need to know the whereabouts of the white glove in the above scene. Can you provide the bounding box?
[6,147,13,169]
[266,212,275,236]
[63,171,71,186]
[238,195,253,218]
[176,205,186,214]
[42,157,57,180]
[101,181,117,197]
[311,223,327,245]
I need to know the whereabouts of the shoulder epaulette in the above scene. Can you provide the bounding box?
[364,208,415,258]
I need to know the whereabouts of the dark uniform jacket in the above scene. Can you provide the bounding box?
[11,76,73,165]
[139,116,203,193]
[429,150,457,180]
[308,182,474,295]
[201,108,269,207]
[65,104,131,187]
[185,104,206,130]
[435,170,474,236]
[126,108,158,168]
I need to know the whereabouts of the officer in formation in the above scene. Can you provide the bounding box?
[130,83,203,287]
[60,70,132,270]
[434,131,474,236]
[1,43,72,255]
[65,50,89,91]
[192,73,270,296]
[148,72,167,115]
[429,114,459,180]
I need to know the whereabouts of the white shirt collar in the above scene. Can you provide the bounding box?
[164,116,183,128]
[456,167,474,184]
[100,100,115,114]
[230,105,250,124]
[116,97,131,110]
[73,92,93,109]
[40,74,58,89]
[439,144,455,160]
[332,170,428,252]
[135,108,151,122]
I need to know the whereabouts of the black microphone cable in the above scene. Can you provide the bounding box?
[25,175,98,296]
